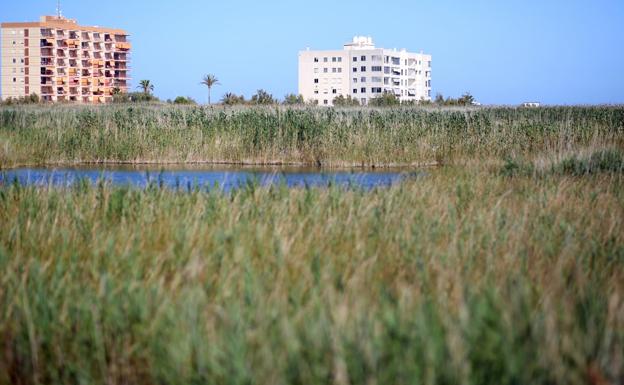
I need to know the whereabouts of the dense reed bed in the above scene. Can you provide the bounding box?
[1,164,623,385]
[1,104,623,167]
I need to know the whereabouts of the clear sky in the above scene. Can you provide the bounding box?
[2,0,623,105]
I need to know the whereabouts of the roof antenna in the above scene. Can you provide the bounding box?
[56,0,62,18]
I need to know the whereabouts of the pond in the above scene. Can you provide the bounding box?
[0,165,419,191]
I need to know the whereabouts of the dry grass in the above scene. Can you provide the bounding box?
[1,104,622,168]
[0,165,622,385]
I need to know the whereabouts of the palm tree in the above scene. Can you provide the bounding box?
[137,80,154,95]
[200,74,220,105]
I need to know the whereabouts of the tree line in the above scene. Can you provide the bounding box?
[0,72,478,107]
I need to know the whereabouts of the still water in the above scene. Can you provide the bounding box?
[1,165,418,191]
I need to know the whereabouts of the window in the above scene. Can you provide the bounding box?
[372,76,382,83]
[353,89,357,94]
[361,55,366,61]
[353,78,357,83]
[20,59,24,63]
[323,68,328,73]
[314,90,319,94]
[372,66,382,72]
[384,67,390,74]
[353,57,357,62]
[314,57,319,62]
[12,58,16,63]
[332,68,337,73]
[314,68,318,73]
[332,89,337,94]
[428,61,431,68]
[360,66,366,72]
[352,67,357,73]
[12,41,16,45]
[337,68,342,73]
[323,57,328,62]
[361,87,366,93]
[361,77,366,82]
[314,78,319,84]
[332,57,336,62]
[337,57,342,62]
[13,78,16,82]
[372,55,382,62]
[371,87,382,93]
[324,100,328,105]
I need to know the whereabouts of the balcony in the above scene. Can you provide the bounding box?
[41,59,54,66]
[41,48,54,57]
[57,60,66,67]
[115,42,131,51]
[41,29,53,37]
[40,39,54,47]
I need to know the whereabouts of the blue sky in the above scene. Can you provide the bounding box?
[2,0,623,104]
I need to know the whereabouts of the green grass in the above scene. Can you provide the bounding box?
[1,104,623,168]
[1,104,623,384]
[0,166,623,385]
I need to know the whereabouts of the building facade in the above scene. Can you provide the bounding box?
[1,15,130,103]
[298,37,431,106]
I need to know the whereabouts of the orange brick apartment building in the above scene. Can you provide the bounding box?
[1,15,131,103]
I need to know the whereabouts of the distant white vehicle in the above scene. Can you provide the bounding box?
[522,102,541,107]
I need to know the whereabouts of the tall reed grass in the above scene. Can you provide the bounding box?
[0,167,622,385]
[1,104,622,167]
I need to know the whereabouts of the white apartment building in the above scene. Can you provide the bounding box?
[298,36,431,106]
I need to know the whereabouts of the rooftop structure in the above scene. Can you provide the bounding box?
[298,36,431,106]
[1,15,131,103]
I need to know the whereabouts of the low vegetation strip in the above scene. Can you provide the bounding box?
[0,105,622,168]
[0,167,622,384]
